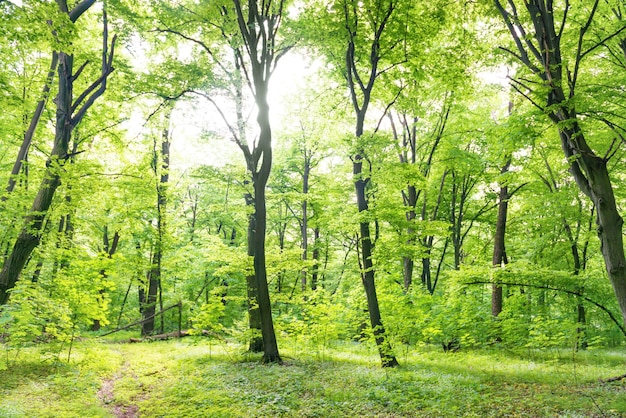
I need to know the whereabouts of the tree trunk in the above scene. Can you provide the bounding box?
[354,155,399,368]
[311,227,320,291]
[4,0,96,198]
[252,89,281,363]
[300,154,310,292]
[4,52,59,198]
[244,191,263,352]
[341,0,398,367]
[142,110,171,336]
[231,0,283,363]
[92,227,119,331]
[403,183,417,292]
[0,50,73,304]
[491,159,511,317]
[421,171,447,295]
[564,128,626,326]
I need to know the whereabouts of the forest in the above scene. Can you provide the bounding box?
[2,0,626,416]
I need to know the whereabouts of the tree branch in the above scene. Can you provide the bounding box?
[465,280,626,337]
[68,0,96,22]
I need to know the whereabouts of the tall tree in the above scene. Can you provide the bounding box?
[340,0,400,367]
[0,0,116,304]
[141,106,171,336]
[494,0,626,325]
[230,0,286,363]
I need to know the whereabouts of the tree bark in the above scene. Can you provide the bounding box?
[354,156,398,368]
[4,1,95,198]
[92,227,119,331]
[311,227,320,291]
[4,52,58,198]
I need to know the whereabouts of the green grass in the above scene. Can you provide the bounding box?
[0,338,625,417]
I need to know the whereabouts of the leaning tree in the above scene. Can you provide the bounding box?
[494,0,626,325]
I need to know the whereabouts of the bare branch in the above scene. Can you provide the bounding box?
[572,0,600,89]
[72,60,89,82]
[509,78,545,112]
[68,0,96,22]
[71,36,117,127]
[581,26,626,60]
[374,86,403,133]
[156,27,234,79]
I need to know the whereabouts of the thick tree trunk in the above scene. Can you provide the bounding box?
[253,91,281,363]
[563,127,626,326]
[0,1,113,304]
[244,192,263,352]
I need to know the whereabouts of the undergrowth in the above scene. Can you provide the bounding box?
[0,338,624,417]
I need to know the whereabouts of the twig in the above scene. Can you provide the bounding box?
[599,373,626,383]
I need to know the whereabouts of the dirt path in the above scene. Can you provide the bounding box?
[97,361,141,418]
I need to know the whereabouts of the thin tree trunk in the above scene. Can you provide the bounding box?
[354,155,398,367]
[342,0,398,367]
[142,109,170,336]
[491,159,511,317]
[92,227,119,331]
[4,53,59,198]
[311,227,320,291]
[300,154,310,292]
[232,0,283,363]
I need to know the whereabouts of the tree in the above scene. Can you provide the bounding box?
[0,0,116,304]
[338,0,402,367]
[230,0,287,363]
[494,0,626,326]
[140,106,171,336]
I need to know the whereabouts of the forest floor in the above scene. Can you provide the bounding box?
[0,336,625,417]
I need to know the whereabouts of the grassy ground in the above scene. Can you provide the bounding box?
[0,337,625,417]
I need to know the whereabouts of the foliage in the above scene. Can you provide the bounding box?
[1,0,626,397]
